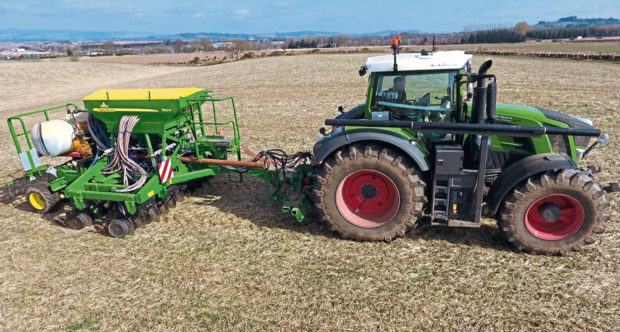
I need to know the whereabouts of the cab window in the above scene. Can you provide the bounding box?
[372,71,457,123]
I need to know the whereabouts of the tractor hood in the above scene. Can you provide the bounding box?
[537,107,593,129]
[493,103,593,128]
[538,107,594,147]
[492,102,594,148]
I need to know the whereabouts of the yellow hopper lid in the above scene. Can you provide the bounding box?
[83,88,203,101]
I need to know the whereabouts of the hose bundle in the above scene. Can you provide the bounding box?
[253,149,312,181]
[103,115,147,192]
[86,113,112,168]
[86,114,110,151]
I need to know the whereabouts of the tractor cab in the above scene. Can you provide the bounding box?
[363,51,472,143]
[365,51,472,122]
[365,51,471,124]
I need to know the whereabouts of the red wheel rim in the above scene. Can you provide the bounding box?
[335,169,400,228]
[525,194,585,240]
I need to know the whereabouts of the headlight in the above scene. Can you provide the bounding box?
[576,148,585,161]
[574,116,593,127]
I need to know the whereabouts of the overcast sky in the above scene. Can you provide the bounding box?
[0,0,618,34]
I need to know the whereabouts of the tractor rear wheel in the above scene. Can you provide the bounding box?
[25,185,61,214]
[314,144,426,241]
[499,169,609,255]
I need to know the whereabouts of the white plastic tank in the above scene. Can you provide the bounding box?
[31,119,75,157]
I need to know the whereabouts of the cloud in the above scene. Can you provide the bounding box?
[233,8,250,21]
[2,4,27,11]
[57,1,114,10]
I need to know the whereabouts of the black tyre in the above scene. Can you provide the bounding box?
[158,200,169,215]
[314,144,426,241]
[176,191,185,203]
[25,185,61,214]
[65,211,93,230]
[108,219,133,238]
[132,215,145,229]
[149,206,161,222]
[137,206,156,225]
[499,169,609,255]
[165,196,177,210]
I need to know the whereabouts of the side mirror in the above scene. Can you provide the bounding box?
[486,82,496,122]
[358,66,367,76]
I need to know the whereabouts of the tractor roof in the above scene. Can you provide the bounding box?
[365,51,472,72]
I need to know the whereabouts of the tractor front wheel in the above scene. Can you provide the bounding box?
[314,144,426,241]
[499,169,609,255]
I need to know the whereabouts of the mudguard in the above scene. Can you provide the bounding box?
[311,127,430,171]
[335,104,365,120]
[486,153,577,216]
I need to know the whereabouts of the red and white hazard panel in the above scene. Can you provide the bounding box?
[158,157,174,183]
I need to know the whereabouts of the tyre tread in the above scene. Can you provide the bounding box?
[314,143,426,241]
[498,169,608,255]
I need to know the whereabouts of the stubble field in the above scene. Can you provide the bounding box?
[0,54,618,330]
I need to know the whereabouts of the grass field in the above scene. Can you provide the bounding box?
[79,52,230,65]
[437,41,620,54]
[48,39,620,67]
[0,54,618,330]
[315,40,620,55]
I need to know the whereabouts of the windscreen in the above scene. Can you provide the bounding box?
[373,71,457,123]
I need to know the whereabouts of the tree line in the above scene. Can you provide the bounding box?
[59,21,620,56]
[526,25,620,40]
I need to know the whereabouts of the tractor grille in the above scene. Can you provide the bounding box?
[538,107,593,147]
[549,134,569,154]
[573,134,591,148]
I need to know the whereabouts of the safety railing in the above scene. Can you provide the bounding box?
[6,103,81,173]
[192,96,241,143]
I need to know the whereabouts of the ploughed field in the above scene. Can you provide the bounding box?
[0,54,618,330]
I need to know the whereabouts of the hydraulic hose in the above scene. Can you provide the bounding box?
[103,115,148,192]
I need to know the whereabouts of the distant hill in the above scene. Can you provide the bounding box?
[166,31,339,41]
[349,29,421,37]
[532,16,620,29]
[0,29,422,42]
[169,30,421,40]
[0,29,151,42]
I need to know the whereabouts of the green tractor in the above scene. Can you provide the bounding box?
[311,40,616,254]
